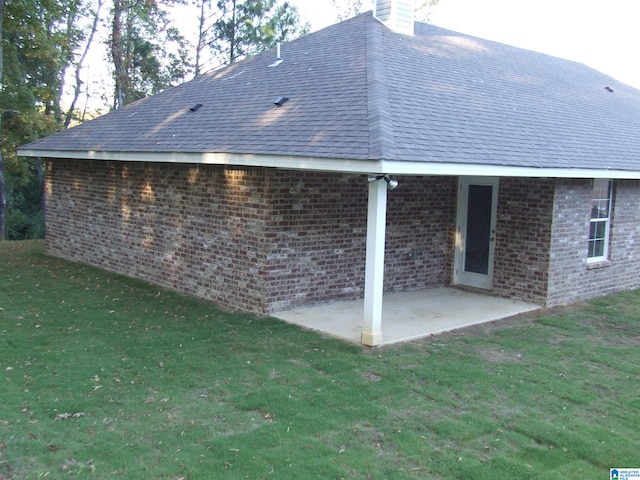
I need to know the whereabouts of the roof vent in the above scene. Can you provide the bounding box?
[189,103,203,111]
[604,86,614,93]
[268,43,283,67]
[273,97,289,107]
[374,0,415,35]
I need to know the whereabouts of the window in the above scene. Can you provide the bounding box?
[588,179,613,261]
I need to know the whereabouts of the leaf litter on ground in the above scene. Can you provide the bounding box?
[0,240,639,479]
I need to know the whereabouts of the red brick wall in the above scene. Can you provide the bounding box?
[547,179,640,306]
[492,178,554,304]
[385,176,457,292]
[45,161,458,314]
[46,160,269,313]
[262,172,367,311]
[47,159,640,314]
[489,177,640,306]
[261,173,457,312]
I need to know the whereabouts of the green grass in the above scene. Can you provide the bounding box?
[1,241,639,479]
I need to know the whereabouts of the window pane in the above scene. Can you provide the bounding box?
[593,179,611,199]
[589,220,606,241]
[588,238,605,258]
[588,179,612,260]
[591,199,610,219]
[591,179,611,219]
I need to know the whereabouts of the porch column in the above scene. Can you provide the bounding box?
[362,178,387,346]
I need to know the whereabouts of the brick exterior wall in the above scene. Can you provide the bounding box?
[45,161,457,314]
[45,159,640,314]
[492,178,554,304]
[262,174,456,312]
[547,179,640,306]
[385,176,457,292]
[46,160,269,313]
[262,172,368,312]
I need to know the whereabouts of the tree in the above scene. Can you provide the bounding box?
[2,0,87,239]
[331,0,362,22]
[194,0,212,76]
[1,0,6,240]
[2,111,55,239]
[415,0,440,22]
[197,0,309,68]
[3,0,85,122]
[63,0,105,128]
[267,1,308,45]
[332,0,440,23]
[110,0,191,108]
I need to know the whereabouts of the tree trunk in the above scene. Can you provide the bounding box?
[0,139,6,240]
[228,0,236,64]
[111,0,126,108]
[0,0,6,241]
[195,0,206,76]
[37,158,45,216]
[65,0,104,127]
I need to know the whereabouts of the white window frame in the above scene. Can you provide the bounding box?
[587,179,613,263]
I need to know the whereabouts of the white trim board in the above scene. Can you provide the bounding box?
[17,148,640,179]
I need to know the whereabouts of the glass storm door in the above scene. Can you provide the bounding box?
[454,177,499,289]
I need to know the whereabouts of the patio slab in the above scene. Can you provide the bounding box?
[274,287,540,346]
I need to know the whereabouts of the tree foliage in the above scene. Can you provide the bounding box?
[415,0,441,22]
[2,112,55,239]
[332,0,440,23]
[196,0,309,69]
[110,0,191,108]
[1,0,86,239]
[64,0,105,127]
[331,0,362,22]
[0,0,310,238]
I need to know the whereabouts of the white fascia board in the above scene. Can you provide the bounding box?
[17,148,640,179]
[378,160,640,180]
[17,149,381,174]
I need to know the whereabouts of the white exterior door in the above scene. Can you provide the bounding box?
[454,177,499,289]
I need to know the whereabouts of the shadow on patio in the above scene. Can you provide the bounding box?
[274,287,540,346]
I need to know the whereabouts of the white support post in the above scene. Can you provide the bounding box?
[362,178,387,346]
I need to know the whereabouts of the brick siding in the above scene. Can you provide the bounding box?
[262,171,368,312]
[259,174,457,312]
[45,159,640,314]
[492,178,554,304]
[547,179,640,306]
[45,161,458,314]
[46,160,269,313]
[385,176,456,293]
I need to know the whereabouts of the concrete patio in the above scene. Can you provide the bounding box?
[275,287,540,346]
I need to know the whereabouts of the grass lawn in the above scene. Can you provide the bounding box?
[1,241,639,479]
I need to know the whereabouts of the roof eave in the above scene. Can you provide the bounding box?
[382,160,640,179]
[17,148,640,179]
[17,148,383,174]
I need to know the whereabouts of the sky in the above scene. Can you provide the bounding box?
[288,0,640,90]
[71,0,640,111]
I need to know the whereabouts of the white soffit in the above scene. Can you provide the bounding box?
[17,148,640,179]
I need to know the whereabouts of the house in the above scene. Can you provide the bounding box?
[18,0,640,346]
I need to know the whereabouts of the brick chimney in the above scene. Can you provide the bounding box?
[374,0,415,35]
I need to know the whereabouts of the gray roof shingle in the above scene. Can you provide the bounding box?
[21,12,640,171]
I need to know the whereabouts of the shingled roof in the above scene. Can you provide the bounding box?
[19,11,640,176]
